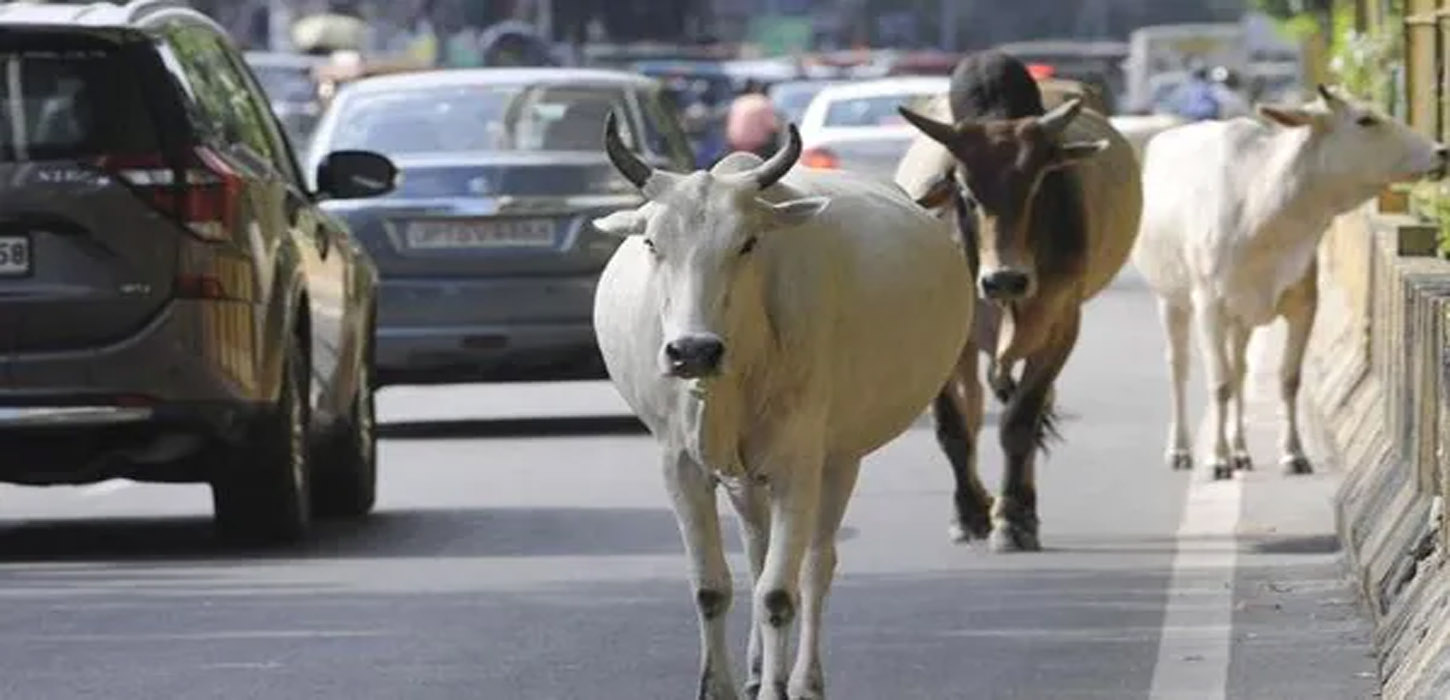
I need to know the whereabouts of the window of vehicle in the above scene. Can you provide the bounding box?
[822,95,921,128]
[323,83,651,155]
[638,89,694,166]
[160,27,275,162]
[0,45,159,161]
[250,64,317,103]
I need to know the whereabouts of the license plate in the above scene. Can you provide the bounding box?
[0,235,30,276]
[404,218,556,250]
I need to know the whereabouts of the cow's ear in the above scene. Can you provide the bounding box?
[1053,139,1110,167]
[1258,105,1315,128]
[592,209,647,237]
[914,174,957,210]
[760,196,830,227]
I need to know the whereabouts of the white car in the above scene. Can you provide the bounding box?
[797,77,949,179]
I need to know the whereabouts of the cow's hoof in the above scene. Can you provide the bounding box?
[949,514,992,543]
[698,670,739,700]
[989,521,1041,552]
[786,677,823,699]
[1281,455,1314,475]
[750,681,788,700]
[1210,462,1233,481]
[1167,451,1193,471]
[1231,453,1254,472]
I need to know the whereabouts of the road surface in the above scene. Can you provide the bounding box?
[0,270,1376,699]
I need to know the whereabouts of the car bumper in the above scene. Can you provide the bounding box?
[375,321,606,385]
[0,402,263,485]
[374,275,606,384]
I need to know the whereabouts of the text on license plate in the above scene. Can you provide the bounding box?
[0,236,30,276]
[405,219,556,249]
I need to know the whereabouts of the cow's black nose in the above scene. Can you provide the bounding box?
[980,270,1031,300]
[665,335,725,378]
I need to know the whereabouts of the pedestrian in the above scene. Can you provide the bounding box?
[725,79,780,160]
[1162,64,1222,122]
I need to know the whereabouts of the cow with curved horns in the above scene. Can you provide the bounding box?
[894,51,1142,551]
[1134,86,1447,479]
[592,114,971,698]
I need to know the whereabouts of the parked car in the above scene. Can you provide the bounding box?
[243,51,326,149]
[304,68,696,385]
[797,77,949,179]
[768,79,844,125]
[0,0,397,543]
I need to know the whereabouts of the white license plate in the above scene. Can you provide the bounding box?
[404,219,556,250]
[0,235,30,276]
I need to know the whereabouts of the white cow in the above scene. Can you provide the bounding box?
[592,114,971,699]
[1133,85,1446,480]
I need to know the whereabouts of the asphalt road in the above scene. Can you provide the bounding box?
[0,270,1376,700]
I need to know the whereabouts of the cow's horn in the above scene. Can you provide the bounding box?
[898,106,960,147]
[742,123,802,190]
[603,111,655,189]
[1038,98,1082,135]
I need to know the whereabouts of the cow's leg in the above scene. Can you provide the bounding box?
[664,450,738,700]
[933,346,992,543]
[991,309,1079,553]
[724,478,769,697]
[1277,264,1318,475]
[1194,296,1234,480]
[1159,299,1193,471]
[787,455,861,699]
[1226,320,1254,472]
[753,442,824,699]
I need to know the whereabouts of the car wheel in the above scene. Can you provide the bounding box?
[313,327,377,519]
[212,336,312,544]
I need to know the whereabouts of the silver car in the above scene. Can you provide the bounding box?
[305,68,696,385]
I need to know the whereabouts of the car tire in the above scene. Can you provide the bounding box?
[313,323,377,519]
[212,335,313,545]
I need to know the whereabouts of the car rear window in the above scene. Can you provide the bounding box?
[0,47,158,161]
[323,83,651,156]
[822,94,928,128]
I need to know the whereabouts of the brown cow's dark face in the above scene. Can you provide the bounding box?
[900,100,1108,302]
[950,120,1056,300]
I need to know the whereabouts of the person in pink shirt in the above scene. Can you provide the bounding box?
[725,80,781,159]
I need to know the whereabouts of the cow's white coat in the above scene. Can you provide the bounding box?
[1132,88,1445,477]
[592,153,971,698]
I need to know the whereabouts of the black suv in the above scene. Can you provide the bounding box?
[0,1,397,543]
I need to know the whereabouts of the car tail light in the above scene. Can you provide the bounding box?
[96,147,243,242]
[800,147,839,170]
[174,272,227,300]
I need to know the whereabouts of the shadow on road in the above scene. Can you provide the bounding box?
[379,415,648,440]
[0,506,863,564]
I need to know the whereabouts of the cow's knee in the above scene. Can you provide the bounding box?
[696,588,730,620]
[762,589,795,628]
[1281,372,1300,399]
[1213,382,1232,404]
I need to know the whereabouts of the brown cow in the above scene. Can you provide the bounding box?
[894,51,1141,552]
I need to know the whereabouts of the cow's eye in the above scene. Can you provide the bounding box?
[1357,115,1379,128]
[739,237,758,256]
[643,238,660,257]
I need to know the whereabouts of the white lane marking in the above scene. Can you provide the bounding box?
[1149,326,1286,698]
[79,479,133,498]
[4,630,386,643]
[1148,476,1242,699]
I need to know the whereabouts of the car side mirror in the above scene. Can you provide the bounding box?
[315,150,397,199]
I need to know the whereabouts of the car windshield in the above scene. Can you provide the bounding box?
[823,93,929,127]
[325,83,643,155]
[250,64,317,103]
